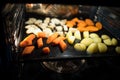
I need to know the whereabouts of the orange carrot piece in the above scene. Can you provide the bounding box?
[77,26,99,32]
[24,34,35,41]
[37,38,43,48]
[19,34,35,47]
[66,21,75,28]
[22,46,35,55]
[71,17,79,23]
[36,32,46,38]
[46,32,59,44]
[59,40,67,52]
[19,40,29,47]
[52,36,66,45]
[95,22,102,30]
[85,19,94,26]
[77,27,87,32]
[42,47,50,54]
[85,26,99,32]
[77,20,87,27]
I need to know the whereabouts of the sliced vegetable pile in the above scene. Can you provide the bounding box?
[74,31,119,54]
[19,17,120,55]
[66,18,102,32]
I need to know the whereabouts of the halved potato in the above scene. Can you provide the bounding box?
[80,38,94,46]
[74,30,81,40]
[101,34,110,40]
[93,37,102,43]
[74,43,86,51]
[66,31,72,38]
[103,39,112,46]
[67,36,75,44]
[115,46,120,54]
[89,33,99,38]
[83,31,89,38]
[87,43,98,54]
[111,38,118,46]
[98,43,108,53]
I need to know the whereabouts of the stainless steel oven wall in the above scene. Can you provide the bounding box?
[2,3,25,62]
[96,6,120,40]
[25,4,98,19]
[78,5,98,20]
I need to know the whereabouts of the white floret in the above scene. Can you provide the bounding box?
[55,26,63,32]
[43,28,53,37]
[51,18,61,25]
[40,23,48,30]
[44,17,50,23]
[60,19,67,25]
[56,31,64,37]
[34,19,42,26]
[25,17,37,24]
[63,25,68,31]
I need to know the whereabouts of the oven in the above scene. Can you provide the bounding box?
[1,1,120,80]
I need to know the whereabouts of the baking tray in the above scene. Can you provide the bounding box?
[18,12,120,62]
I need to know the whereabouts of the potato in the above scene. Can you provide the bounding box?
[80,38,94,46]
[66,31,72,38]
[115,46,120,54]
[111,38,118,46]
[87,43,98,54]
[74,43,86,51]
[74,30,81,40]
[93,37,102,43]
[89,33,99,38]
[83,31,89,38]
[98,43,108,53]
[103,39,112,46]
[69,28,78,33]
[67,36,75,44]
[101,34,110,40]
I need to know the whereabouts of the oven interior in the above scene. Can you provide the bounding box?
[1,3,120,78]
[2,3,120,61]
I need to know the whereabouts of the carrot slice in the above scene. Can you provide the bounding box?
[77,20,87,28]
[66,21,75,28]
[37,38,43,48]
[22,46,35,55]
[59,40,67,52]
[95,22,102,30]
[19,34,36,47]
[52,36,66,45]
[19,40,29,47]
[77,26,99,32]
[71,17,79,23]
[46,32,59,44]
[85,19,94,26]
[77,27,87,32]
[36,32,46,38]
[42,47,50,54]
[85,26,99,32]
